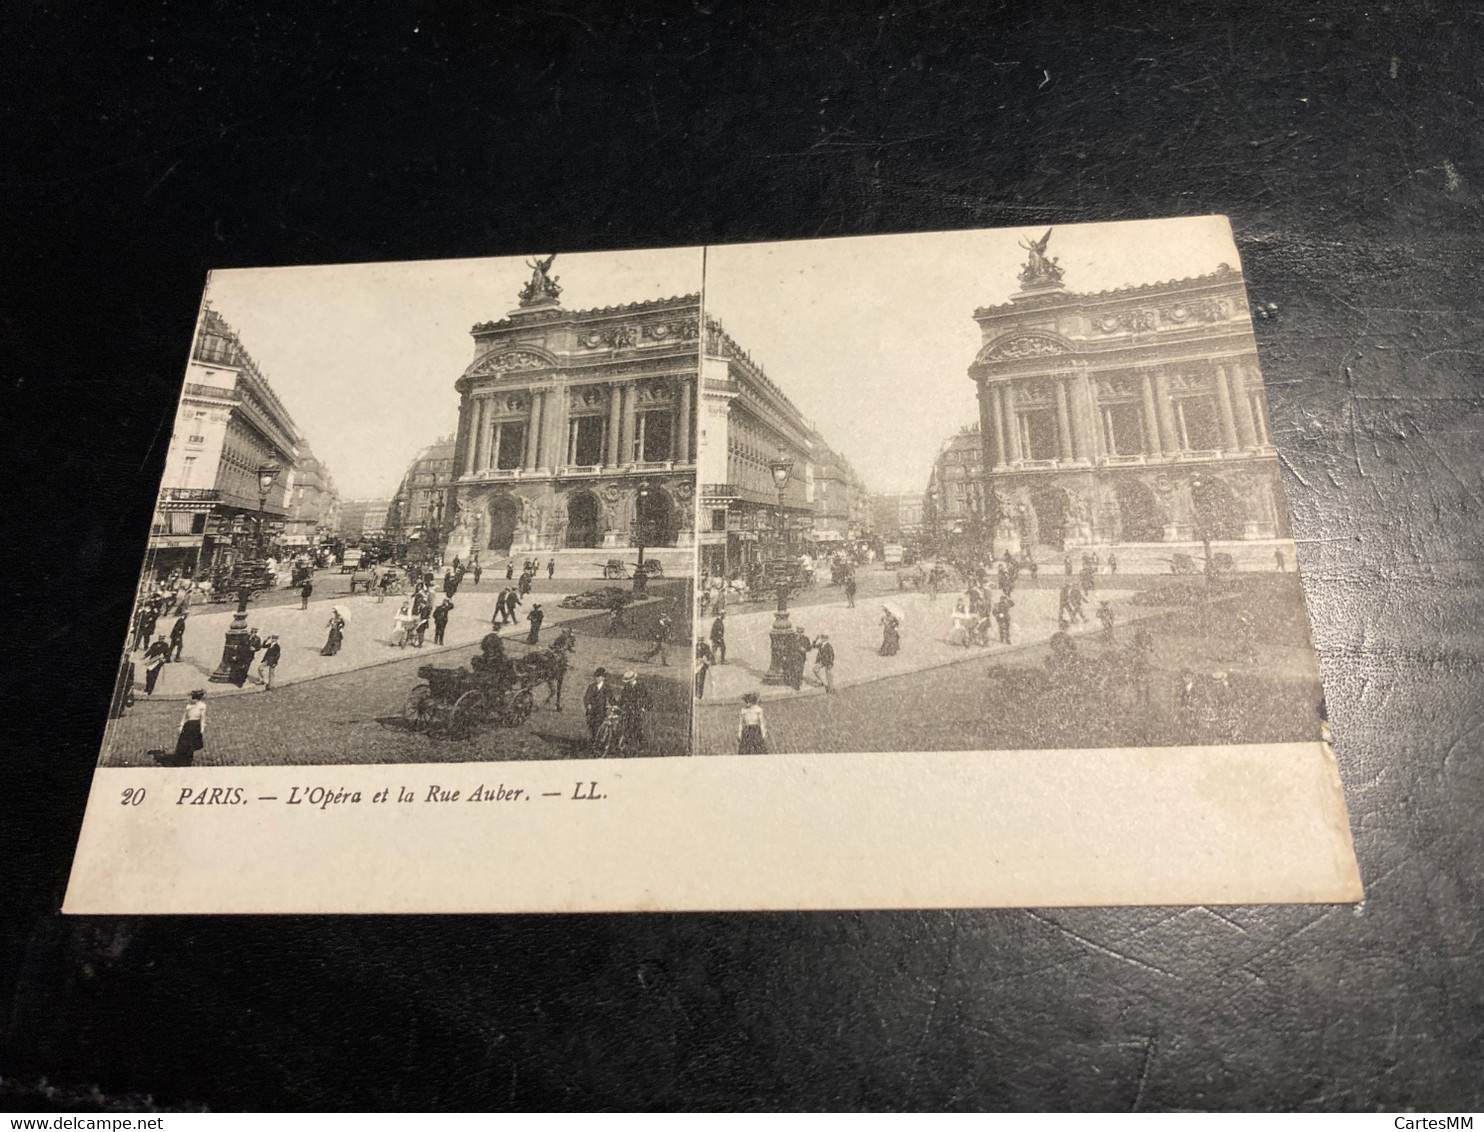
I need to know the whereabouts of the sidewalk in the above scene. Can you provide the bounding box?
[699,584,1157,705]
[129,583,668,701]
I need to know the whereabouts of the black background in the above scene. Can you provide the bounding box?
[3,0,1482,1112]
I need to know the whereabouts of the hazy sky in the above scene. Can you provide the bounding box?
[203,247,702,498]
[196,217,1241,499]
[702,215,1243,493]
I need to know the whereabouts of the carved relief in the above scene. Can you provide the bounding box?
[1159,297,1232,324]
[568,386,608,411]
[580,325,638,349]
[471,350,549,376]
[1094,308,1158,334]
[980,334,1073,362]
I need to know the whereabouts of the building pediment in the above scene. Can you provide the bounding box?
[467,347,557,378]
[974,331,1075,365]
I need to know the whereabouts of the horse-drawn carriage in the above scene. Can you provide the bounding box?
[598,557,665,580]
[399,632,575,738]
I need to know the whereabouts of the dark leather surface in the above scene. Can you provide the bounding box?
[3,2,1481,1112]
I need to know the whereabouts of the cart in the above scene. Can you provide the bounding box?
[401,661,536,738]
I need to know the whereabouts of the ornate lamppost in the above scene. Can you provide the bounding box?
[762,450,796,686]
[210,461,280,686]
[633,479,651,593]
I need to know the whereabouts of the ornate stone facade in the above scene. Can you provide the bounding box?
[967,239,1287,557]
[445,277,699,561]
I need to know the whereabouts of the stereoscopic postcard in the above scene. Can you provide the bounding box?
[64,216,1362,913]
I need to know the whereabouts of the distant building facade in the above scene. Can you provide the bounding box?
[869,492,925,543]
[149,307,301,577]
[339,499,393,540]
[444,262,698,562]
[389,436,455,561]
[966,235,1284,556]
[284,441,341,548]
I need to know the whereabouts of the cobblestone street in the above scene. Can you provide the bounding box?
[106,571,693,766]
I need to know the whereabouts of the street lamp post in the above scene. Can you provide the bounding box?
[210,460,280,686]
[633,479,651,594]
[761,450,796,686]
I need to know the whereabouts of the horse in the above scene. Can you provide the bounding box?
[520,628,577,709]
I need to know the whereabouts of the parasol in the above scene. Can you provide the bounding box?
[332,605,351,623]
[882,601,905,623]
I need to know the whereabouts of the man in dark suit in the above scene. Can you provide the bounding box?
[709,612,727,664]
[583,667,614,748]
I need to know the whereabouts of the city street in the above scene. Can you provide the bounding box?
[106,570,693,765]
[697,572,1324,755]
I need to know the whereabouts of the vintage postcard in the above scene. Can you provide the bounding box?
[65,217,1362,913]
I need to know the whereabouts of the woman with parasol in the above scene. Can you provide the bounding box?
[879,603,903,657]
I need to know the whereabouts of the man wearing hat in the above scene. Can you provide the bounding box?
[811,632,836,694]
[526,602,544,645]
[616,671,649,755]
[256,634,282,691]
[583,667,614,748]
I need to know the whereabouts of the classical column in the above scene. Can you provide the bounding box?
[621,382,638,464]
[1230,364,1259,448]
[1213,364,1240,450]
[525,390,543,469]
[544,388,568,471]
[677,376,693,462]
[1140,371,1163,457]
[1174,400,1191,451]
[1055,379,1074,461]
[472,398,489,472]
[989,385,1007,467]
[1153,370,1180,453]
[607,385,622,467]
[453,391,472,477]
[1003,383,1022,462]
[492,422,504,471]
[1102,407,1117,456]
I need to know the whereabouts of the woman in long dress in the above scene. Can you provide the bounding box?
[321,609,345,656]
[879,608,901,656]
[391,602,415,648]
[174,689,207,765]
[737,693,768,755]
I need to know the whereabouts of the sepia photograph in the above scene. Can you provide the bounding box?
[694,217,1324,757]
[99,248,702,767]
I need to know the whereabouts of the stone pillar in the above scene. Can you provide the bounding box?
[621,382,638,464]
[472,397,489,472]
[1213,364,1240,450]
[678,376,692,463]
[452,390,472,477]
[989,385,1007,467]
[1153,370,1180,453]
[543,387,568,471]
[607,385,622,467]
[1055,379,1074,461]
[1230,364,1259,448]
[1140,371,1163,457]
[492,422,504,471]
[1175,400,1191,451]
[1102,407,1117,456]
[1004,383,1022,462]
[1072,372,1098,461]
[525,390,543,470]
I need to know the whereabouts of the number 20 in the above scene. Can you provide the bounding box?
[120,787,146,806]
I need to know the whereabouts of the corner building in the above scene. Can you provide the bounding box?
[444,286,699,562]
[969,253,1287,564]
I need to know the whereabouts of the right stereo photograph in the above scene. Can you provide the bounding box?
[692,216,1323,758]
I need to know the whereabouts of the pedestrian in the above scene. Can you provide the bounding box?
[473,562,483,587]
[173,689,207,766]
[142,635,171,696]
[789,626,811,691]
[109,658,137,720]
[526,603,544,645]
[709,612,727,664]
[1275,547,1286,572]
[643,610,672,665]
[414,607,430,648]
[547,557,555,580]
[136,604,160,652]
[878,607,900,656]
[168,609,188,662]
[321,607,346,656]
[257,634,281,690]
[993,594,1014,644]
[617,671,648,754]
[1080,561,1097,594]
[443,571,458,600]
[812,632,836,693]
[737,692,768,754]
[506,559,514,580]
[844,574,857,608]
[1068,583,1088,622]
[494,587,510,626]
[583,667,614,747]
[694,638,714,699]
[1107,552,1118,577]
[377,570,392,604]
[1058,584,1073,621]
[1064,554,1073,577]
[300,576,314,610]
[1026,554,1039,581]
[1098,600,1115,642]
[433,598,453,645]
[518,571,532,597]
[392,602,414,648]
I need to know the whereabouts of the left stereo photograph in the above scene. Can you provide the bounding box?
[96,250,702,771]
